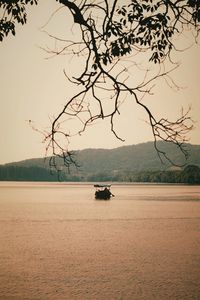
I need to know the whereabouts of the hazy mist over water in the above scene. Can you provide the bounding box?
[0,183,200,300]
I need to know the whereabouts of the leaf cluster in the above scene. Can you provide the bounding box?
[0,0,37,41]
[99,0,200,65]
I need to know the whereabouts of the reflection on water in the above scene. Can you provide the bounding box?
[0,182,200,300]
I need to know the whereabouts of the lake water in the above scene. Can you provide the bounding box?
[0,182,200,300]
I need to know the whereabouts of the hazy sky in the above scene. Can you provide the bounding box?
[0,1,200,164]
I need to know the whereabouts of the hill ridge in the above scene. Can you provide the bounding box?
[1,141,200,171]
[1,141,200,182]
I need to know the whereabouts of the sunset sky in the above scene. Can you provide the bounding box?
[0,1,200,164]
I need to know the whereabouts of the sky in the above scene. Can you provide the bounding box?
[0,1,200,164]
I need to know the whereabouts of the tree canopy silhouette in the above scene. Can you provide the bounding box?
[1,0,199,170]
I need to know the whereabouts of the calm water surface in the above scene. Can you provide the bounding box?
[0,182,200,300]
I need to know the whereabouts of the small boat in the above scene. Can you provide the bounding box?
[94,184,114,200]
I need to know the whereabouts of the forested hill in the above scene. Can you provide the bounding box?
[77,142,200,173]
[0,141,200,182]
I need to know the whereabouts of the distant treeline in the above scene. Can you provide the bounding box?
[0,164,200,184]
[122,165,200,184]
[0,165,59,181]
[87,165,200,184]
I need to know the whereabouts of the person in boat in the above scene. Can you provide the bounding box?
[94,184,114,199]
[104,187,114,198]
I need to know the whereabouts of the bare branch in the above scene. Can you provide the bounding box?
[33,0,199,169]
